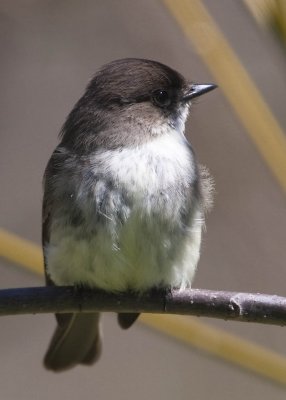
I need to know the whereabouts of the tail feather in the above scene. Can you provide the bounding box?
[44,312,101,372]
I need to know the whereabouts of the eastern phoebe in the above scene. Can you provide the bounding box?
[42,58,216,371]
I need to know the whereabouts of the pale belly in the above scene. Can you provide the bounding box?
[45,131,202,291]
[46,207,202,291]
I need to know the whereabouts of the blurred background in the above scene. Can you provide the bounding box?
[0,0,286,398]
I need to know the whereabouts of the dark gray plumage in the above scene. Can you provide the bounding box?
[42,58,215,371]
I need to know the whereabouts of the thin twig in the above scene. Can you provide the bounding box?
[0,286,286,326]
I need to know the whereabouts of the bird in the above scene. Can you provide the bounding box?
[42,58,216,372]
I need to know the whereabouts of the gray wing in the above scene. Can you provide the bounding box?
[42,148,102,371]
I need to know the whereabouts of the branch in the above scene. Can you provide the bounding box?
[0,286,286,325]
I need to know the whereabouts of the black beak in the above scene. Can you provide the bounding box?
[183,83,217,102]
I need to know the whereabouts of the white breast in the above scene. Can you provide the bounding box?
[46,130,202,292]
[93,130,195,197]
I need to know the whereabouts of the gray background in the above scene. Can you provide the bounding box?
[0,1,286,399]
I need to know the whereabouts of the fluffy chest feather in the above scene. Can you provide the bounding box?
[46,132,202,291]
[93,131,194,196]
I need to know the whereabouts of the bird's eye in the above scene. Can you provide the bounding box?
[152,90,171,107]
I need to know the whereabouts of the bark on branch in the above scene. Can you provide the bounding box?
[0,286,286,326]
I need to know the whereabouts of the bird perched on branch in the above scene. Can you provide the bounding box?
[42,58,216,371]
